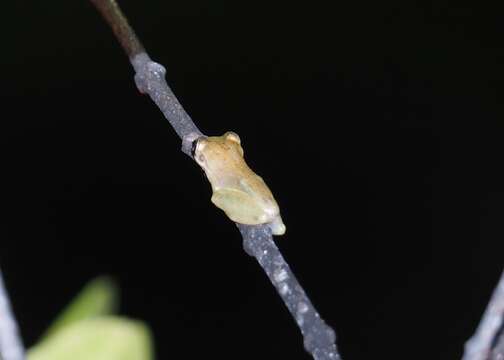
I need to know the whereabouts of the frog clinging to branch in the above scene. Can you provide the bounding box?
[193,132,286,235]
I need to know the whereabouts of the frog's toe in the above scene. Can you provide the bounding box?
[269,216,286,236]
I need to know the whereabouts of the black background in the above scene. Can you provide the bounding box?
[1,1,503,359]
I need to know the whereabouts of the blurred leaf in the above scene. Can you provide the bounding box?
[41,276,119,339]
[28,316,154,360]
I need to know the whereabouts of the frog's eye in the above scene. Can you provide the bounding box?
[225,131,241,144]
[192,137,207,157]
[191,139,199,158]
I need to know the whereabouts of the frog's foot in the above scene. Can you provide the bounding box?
[268,215,286,236]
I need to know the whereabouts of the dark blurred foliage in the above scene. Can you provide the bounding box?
[1,1,504,359]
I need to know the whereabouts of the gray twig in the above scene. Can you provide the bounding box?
[89,0,342,358]
[463,270,504,360]
[89,0,144,58]
[131,53,203,154]
[490,330,504,360]
[0,269,25,360]
[238,224,341,360]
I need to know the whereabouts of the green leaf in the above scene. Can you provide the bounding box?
[41,276,119,339]
[28,316,154,360]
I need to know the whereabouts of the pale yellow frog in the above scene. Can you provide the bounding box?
[193,131,286,235]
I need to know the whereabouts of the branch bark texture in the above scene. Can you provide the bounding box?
[238,224,341,360]
[131,53,203,154]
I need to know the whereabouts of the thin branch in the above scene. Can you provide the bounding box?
[0,269,25,360]
[89,0,144,58]
[238,224,341,360]
[89,0,202,152]
[89,1,342,359]
[131,53,203,153]
[490,330,504,360]
[463,270,504,360]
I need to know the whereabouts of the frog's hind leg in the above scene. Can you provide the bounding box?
[269,215,286,235]
[211,189,267,225]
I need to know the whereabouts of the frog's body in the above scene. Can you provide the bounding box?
[193,132,286,235]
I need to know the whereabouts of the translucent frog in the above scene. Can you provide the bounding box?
[193,131,286,235]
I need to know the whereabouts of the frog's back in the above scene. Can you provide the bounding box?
[195,131,286,235]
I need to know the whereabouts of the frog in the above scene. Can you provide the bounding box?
[192,131,286,235]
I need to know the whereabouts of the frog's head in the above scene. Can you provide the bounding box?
[193,132,244,171]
